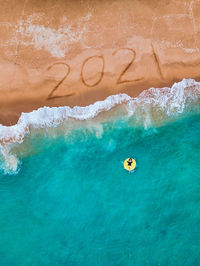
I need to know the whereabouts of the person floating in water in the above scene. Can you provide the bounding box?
[124,157,136,172]
[127,158,133,171]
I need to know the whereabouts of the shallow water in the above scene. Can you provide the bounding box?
[0,110,199,265]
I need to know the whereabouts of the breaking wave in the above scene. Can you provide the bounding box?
[0,78,200,173]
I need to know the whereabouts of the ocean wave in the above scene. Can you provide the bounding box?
[0,78,200,173]
[127,78,200,128]
[0,93,131,144]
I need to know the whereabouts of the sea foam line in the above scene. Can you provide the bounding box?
[0,78,199,174]
[0,78,200,145]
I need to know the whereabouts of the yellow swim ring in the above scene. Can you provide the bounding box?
[124,158,136,171]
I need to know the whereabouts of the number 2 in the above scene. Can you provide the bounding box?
[47,62,72,100]
[112,48,143,84]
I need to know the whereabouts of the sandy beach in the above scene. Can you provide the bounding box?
[1,2,200,263]
[1,0,200,126]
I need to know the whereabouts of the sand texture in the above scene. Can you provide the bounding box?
[0,0,200,125]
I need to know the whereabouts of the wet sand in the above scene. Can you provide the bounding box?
[1,0,200,126]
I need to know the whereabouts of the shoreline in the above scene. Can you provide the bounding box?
[1,74,200,127]
[0,78,199,144]
[0,77,199,172]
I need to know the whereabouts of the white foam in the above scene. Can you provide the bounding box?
[0,78,200,173]
[127,78,200,128]
[0,144,19,174]
[0,79,200,143]
[17,13,91,58]
[0,93,131,144]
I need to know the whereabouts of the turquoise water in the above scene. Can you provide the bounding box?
[0,111,200,265]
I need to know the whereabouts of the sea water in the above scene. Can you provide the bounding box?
[0,79,199,265]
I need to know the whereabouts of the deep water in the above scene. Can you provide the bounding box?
[0,112,200,265]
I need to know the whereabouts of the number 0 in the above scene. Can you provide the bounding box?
[81,55,104,87]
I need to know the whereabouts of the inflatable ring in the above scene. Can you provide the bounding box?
[124,158,136,171]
